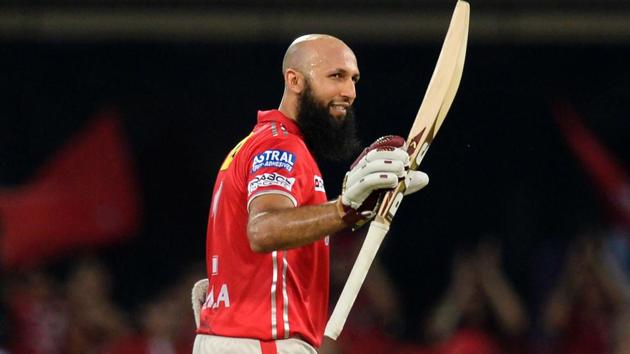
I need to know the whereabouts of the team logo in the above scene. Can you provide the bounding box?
[314,175,325,192]
[252,150,296,172]
[248,172,295,194]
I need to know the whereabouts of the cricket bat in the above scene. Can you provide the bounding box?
[325,0,470,340]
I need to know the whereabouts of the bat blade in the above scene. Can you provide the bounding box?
[407,0,469,170]
[435,10,468,133]
[325,0,470,340]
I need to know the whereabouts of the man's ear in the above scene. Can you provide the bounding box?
[285,69,305,94]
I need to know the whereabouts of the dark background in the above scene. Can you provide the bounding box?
[2,1,630,338]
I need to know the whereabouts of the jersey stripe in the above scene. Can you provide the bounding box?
[211,181,223,218]
[271,251,278,339]
[282,253,290,338]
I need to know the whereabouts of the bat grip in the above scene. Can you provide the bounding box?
[324,220,390,340]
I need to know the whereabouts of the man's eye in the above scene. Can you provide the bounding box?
[331,73,342,79]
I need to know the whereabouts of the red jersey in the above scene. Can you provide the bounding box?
[198,110,330,347]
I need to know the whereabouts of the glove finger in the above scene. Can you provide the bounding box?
[343,172,400,209]
[350,148,409,172]
[192,279,209,298]
[404,171,429,195]
[365,148,410,165]
[346,159,406,187]
[350,136,407,168]
[369,135,407,150]
[192,278,209,328]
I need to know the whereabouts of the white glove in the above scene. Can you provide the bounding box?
[342,147,409,209]
[337,135,429,228]
[404,170,430,195]
[191,278,208,328]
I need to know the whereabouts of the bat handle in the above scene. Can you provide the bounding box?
[324,220,390,340]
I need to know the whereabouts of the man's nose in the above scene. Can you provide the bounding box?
[340,80,356,102]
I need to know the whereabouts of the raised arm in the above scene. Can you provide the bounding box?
[247,135,428,253]
[477,241,529,336]
[247,195,345,252]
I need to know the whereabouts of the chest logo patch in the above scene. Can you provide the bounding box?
[248,172,296,195]
[314,175,325,193]
[252,149,296,172]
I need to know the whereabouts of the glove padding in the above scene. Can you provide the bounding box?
[338,135,429,228]
[405,170,430,195]
[342,147,409,209]
[191,278,208,328]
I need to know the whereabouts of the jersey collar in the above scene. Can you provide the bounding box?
[257,110,303,138]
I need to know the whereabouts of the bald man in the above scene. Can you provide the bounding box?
[191,34,429,354]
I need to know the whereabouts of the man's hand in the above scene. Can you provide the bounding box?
[405,170,430,195]
[191,278,208,328]
[337,135,428,228]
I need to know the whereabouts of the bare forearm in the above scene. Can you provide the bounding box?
[426,291,462,340]
[543,286,571,334]
[482,273,528,336]
[364,260,402,325]
[595,259,630,307]
[248,201,347,252]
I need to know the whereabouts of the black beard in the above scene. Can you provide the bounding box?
[295,85,361,163]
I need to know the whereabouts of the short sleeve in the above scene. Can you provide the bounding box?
[245,136,311,210]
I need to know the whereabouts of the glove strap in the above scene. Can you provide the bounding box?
[335,198,372,230]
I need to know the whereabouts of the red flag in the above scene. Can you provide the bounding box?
[553,101,630,229]
[0,108,141,270]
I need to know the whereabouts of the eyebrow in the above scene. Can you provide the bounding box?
[331,68,361,81]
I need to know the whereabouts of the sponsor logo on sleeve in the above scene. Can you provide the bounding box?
[248,172,296,195]
[314,175,326,193]
[252,150,296,172]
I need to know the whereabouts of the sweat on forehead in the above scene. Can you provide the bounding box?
[282,34,354,74]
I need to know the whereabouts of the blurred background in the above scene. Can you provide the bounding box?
[1,1,630,353]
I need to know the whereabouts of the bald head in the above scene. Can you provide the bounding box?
[278,34,360,122]
[282,34,355,77]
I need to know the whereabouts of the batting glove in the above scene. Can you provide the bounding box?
[405,170,430,195]
[191,278,208,328]
[337,135,429,229]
